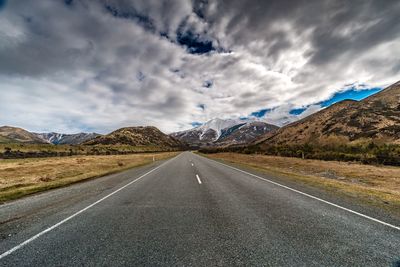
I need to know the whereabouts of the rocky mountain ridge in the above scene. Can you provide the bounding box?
[171,118,279,147]
[34,132,100,145]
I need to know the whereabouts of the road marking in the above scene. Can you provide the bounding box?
[202,155,400,231]
[196,174,202,184]
[0,155,179,260]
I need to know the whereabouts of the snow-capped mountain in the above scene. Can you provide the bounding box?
[170,118,279,147]
[35,132,100,145]
[197,118,248,141]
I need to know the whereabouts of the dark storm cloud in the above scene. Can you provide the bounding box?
[0,0,399,132]
[306,1,400,66]
[206,0,400,67]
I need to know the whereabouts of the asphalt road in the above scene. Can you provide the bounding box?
[0,152,399,266]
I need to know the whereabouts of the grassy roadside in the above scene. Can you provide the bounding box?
[201,152,400,215]
[0,152,179,203]
[0,143,180,159]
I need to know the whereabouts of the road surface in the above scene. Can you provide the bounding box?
[0,152,399,266]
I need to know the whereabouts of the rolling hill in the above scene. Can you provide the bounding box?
[84,126,183,149]
[0,126,47,144]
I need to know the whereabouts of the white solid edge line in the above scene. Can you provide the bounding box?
[201,155,400,231]
[196,174,202,184]
[0,155,179,260]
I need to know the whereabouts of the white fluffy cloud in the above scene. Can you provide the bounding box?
[0,0,399,133]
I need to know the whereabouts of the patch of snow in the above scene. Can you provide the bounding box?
[198,118,240,140]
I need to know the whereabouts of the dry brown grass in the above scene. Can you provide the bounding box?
[0,152,178,202]
[203,153,400,213]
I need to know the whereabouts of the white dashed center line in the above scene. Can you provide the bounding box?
[196,174,202,184]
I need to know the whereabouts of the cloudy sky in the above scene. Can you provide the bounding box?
[0,0,399,134]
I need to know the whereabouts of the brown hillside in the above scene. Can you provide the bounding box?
[84,126,183,148]
[258,80,400,147]
[0,126,47,144]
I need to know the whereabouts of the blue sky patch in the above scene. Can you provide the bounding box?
[250,108,272,118]
[191,122,202,127]
[177,30,215,54]
[203,80,213,88]
[289,107,307,115]
[319,87,381,107]
[0,0,7,10]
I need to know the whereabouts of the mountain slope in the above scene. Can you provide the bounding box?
[84,126,183,148]
[0,135,15,144]
[218,121,279,145]
[171,118,244,145]
[257,80,400,147]
[0,126,47,144]
[35,132,100,145]
[171,118,278,146]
